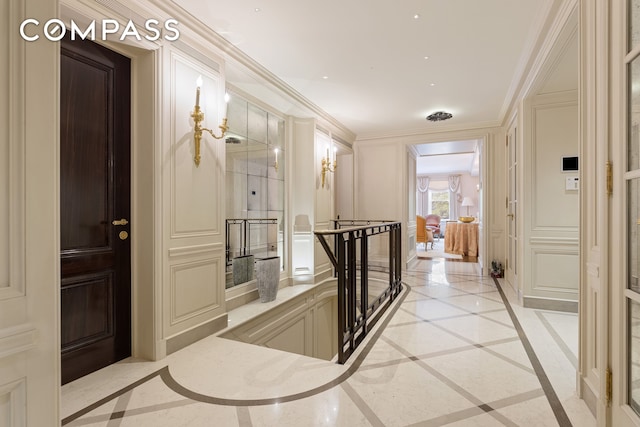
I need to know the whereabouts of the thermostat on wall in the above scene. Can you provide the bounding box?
[562,156,579,171]
[565,176,579,191]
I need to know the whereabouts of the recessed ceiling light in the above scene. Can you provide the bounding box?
[254,8,261,12]
[429,83,436,87]
[413,14,420,19]
[426,111,453,122]
[323,76,329,80]
[424,56,430,60]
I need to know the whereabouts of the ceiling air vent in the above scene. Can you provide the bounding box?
[426,111,453,122]
[225,137,241,144]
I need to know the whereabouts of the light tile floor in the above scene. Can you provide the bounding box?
[61,258,595,426]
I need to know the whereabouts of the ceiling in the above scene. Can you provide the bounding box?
[172,0,557,141]
[415,139,479,176]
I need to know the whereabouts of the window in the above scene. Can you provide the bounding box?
[429,190,450,219]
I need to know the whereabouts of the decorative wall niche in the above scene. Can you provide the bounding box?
[225,93,285,289]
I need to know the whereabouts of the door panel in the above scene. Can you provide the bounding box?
[60,37,131,385]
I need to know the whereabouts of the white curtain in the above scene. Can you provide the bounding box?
[448,175,461,220]
[417,176,430,216]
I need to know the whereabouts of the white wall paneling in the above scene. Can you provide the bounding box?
[0,0,25,302]
[335,152,354,219]
[314,130,333,280]
[221,280,338,360]
[169,51,223,237]
[523,91,579,305]
[291,118,316,283]
[170,257,222,326]
[161,45,227,350]
[0,379,26,427]
[0,324,36,360]
[3,0,62,422]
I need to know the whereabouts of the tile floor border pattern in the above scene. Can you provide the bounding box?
[63,283,411,425]
[492,277,572,427]
[63,275,576,426]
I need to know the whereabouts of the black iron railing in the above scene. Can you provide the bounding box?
[315,220,403,364]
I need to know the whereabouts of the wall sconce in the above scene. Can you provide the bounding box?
[321,146,337,188]
[274,148,279,172]
[191,76,228,167]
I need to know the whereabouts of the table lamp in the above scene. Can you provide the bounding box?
[459,197,475,223]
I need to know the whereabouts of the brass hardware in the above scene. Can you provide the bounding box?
[606,161,613,196]
[506,197,509,209]
[112,218,129,226]
[119,231,128,240]
[321,147,337,188]
[191,78,228,167]
[507,213,514,219]
[606,367,612,406]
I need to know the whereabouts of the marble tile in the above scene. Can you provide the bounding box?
[381,321,473,356]
[429,314,518,345]
[347,362,477,426]
[61,259,595,427]
[402,298,473,320]
[426,347,541,403]
[248,388,371,427]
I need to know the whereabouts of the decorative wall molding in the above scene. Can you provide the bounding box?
[0,378,26,426]
[168,49,223,238]
[529,236,579,246]
[168,242,223,258]
[0,0,26,299]
[531,248,579,300]
[0,324,36,360]
[169,257,222,326]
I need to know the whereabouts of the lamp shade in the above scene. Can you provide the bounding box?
[461,197,474,207]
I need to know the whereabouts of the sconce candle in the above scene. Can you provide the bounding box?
[190,75,228,167]
[320,145,337,188]
[195,76,202,107]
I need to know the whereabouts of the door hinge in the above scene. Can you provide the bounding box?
[505,258,508,270]
[606,161,613,196]
[506,135,509,147]
[506,197,509,209]
[606,367,612,406]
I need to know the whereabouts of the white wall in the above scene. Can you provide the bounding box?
[1,0,60,424]
[459,174,480,218]
[522,90,579,307]
[160,45,229,354]
[355,130,501,273]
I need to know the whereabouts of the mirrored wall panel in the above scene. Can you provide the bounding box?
[225,93,285,289]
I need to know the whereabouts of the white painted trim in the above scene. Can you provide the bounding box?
[0,324,36,360]
[168,243,223,258]
[0,378,26,427]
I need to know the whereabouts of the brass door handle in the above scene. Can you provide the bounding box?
[507,214,514,219]
[112,218,129,226]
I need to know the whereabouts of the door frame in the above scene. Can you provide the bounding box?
[505,117,519,298]
[60,3,161,362]
[579,0,612,424]
[609,0,640,425]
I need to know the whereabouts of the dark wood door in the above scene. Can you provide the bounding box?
[60,37,131,385]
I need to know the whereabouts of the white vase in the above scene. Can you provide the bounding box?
[256,256,280,302]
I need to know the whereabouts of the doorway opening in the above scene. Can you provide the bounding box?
[414,139,483,266]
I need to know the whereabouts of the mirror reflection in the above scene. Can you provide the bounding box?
[225,93,285,289]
